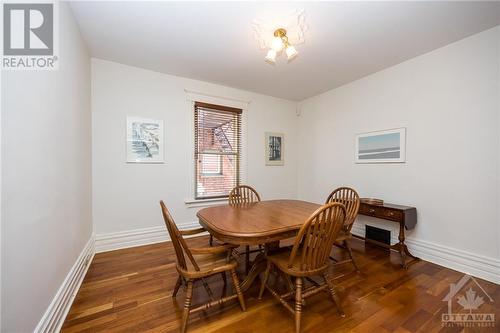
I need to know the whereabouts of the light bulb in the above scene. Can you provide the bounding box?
[286,45,298,60]
[271,37,284,51]
[265,49,277,63]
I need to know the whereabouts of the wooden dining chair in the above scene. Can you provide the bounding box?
[258,202,347,333]
[207,185,261,247]
[160,201,246,333]
[227,185,263,273]
[325,187,361,272]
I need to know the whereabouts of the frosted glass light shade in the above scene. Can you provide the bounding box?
[265,49,277,63]
[286,45,298,60]
[271,37,284,51]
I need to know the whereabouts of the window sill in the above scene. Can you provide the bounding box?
[184,197,228,208]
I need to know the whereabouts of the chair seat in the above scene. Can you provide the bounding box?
[266,247,326,277]
[335,230,352,242]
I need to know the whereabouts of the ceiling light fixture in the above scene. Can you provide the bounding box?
[252,10,307,65]
[265,28,298,64]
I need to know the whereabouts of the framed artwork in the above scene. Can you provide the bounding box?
[265,132,284,166]
[355,128,406,163]
[126,117,164,163]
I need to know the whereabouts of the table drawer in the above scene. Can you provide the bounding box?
[359,204,403,222]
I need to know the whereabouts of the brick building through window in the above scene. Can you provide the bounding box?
[194,102,241,199]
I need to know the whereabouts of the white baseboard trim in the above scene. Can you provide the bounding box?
[34,235,95,333]
[351,223,500,285]
[95,221,206,253]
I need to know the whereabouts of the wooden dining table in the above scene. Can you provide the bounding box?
[197,199,321,292]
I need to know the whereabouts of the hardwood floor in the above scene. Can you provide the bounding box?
[62,236,500,333]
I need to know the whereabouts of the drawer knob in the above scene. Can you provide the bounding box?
[388,212,394,216]
[369,209,375,213]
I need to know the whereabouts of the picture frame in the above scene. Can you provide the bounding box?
[126,116,164,163]
[355,128,406,163]
[265,132,284,166]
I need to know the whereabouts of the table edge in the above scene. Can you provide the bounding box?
[196,199,319,238]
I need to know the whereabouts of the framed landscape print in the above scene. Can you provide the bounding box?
[126,117,164,163]
[355,128,406,163]
[265,132,284,166]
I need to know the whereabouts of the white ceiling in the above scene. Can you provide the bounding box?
[69,1,500,101]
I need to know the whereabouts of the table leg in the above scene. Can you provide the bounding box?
[239,241,280,293]
[390,221,419,269]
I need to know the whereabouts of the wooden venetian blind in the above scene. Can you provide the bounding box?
[194,102,242,199]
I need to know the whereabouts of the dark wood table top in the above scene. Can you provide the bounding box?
[197,200,320,245]
[360,201,415,211]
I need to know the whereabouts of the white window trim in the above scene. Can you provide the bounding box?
[184,89,249,207]
[184,197,229,208]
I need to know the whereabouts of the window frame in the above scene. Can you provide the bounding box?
[184,92,248,206]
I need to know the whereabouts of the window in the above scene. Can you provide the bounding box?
[201,154,222,175]
[194,102,241,199]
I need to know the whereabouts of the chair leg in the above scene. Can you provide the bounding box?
[181,280,194,333]
[173,275,182,297]
[343,240,360,272]
[323,272,345,317]
[295,277,303,333]
[230,269,246,311]
[221,272,227,285]
[245,245,250,274]
[209,234,213,246]
[258,261,272,299]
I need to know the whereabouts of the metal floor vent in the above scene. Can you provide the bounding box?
[365,225,391,246]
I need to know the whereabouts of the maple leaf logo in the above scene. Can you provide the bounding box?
[457,288,484,312]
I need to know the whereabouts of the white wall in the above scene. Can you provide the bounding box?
[297,27,500,270]
[91,59,298,235]
[1,3,92,332]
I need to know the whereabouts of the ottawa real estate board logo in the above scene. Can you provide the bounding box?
[2,1,59,70]
[442,274,495,328]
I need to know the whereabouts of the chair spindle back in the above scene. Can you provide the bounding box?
[229,185,261,206]
[160,201,200,271]
[288,202,346,271]
[325,187,360,232]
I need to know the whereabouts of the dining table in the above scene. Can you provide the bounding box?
[197,199,321,292]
